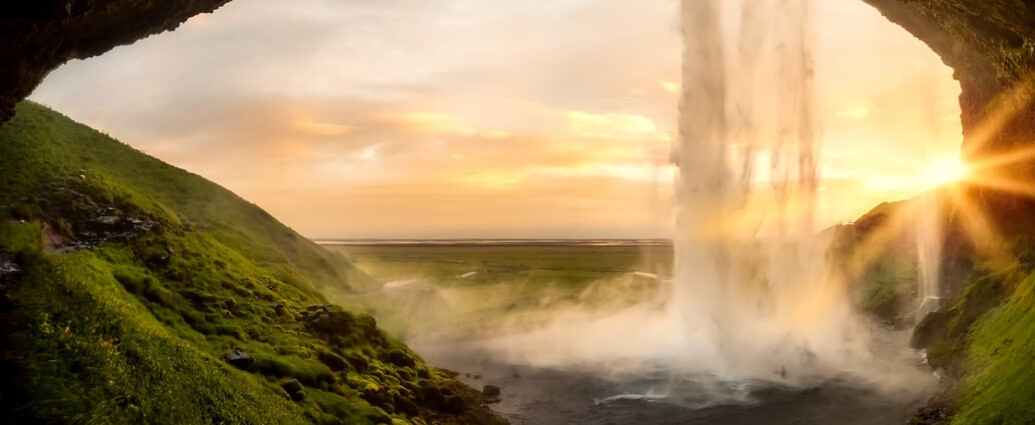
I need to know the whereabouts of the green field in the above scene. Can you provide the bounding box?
[329,243,673,288]
[325,243,673,339]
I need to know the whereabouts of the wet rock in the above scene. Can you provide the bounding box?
[0,253,20,288]
[908,402,950,425]
[31,186,161,252]
[0,254,19,275]
[96,215,119,225]
[52,210,158,252]
[482,384,501,403]
[224,348,253,370]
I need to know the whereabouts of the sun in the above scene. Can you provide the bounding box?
[922,156,969,186]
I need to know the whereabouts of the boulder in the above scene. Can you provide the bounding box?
[344,352,369,372]
[317,350,352,372]
[224,348,253,370]
[482,384,501,403]
[0,253,20,283]
[482,384,500,398]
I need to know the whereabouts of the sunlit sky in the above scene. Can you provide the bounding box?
[29,0,961,239]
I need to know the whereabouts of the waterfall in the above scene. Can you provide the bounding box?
[915,60,944,316]
[674,0,868,382]
[915,192,942,315]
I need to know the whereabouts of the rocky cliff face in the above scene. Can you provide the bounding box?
[0,0,231,123]
[863,1,1035,165]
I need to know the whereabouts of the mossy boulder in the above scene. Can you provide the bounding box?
[282,379,306,401]
[225,348,254,371]
[386,349,417,368]
[317,350,353,372]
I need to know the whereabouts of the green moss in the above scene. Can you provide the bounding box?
[0,220,42,254]
[254,355,336,386]
[5,252,308,425]
[913,271,1011,376]
[906,254,1035,424]
[829,200,922,321]
[942,271,1035,424]
[854,251,917,320]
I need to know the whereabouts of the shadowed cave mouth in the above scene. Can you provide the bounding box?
[12,0,990,424]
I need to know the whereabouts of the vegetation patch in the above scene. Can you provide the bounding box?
[0,102,505,425]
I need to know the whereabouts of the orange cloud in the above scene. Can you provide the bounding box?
[29,0,963,239]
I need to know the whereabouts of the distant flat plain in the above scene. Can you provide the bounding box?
[322,240,926,425]
[322,240,673,339]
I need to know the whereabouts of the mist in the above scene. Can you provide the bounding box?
[325,1,946,416]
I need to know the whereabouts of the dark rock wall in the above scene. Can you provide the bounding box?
[0,0,231,123]
[863,1,1035,165]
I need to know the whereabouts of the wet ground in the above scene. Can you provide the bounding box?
[419,347,929,425]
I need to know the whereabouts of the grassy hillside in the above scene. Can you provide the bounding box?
[837,188,1035,424]
[908,234,1035,424]
[832,200,923,323]
[0,101,378,297]
[0,102,505,425]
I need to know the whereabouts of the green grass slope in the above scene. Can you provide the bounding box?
[844,189,1035,424]
[0,101,377,297]
[0,102,505,425]
[820,186,1035,423]
[910,259,1035,425]
[832,200,922,322]
[949,270,1035,424]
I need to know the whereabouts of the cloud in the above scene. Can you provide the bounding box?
[28,0,962,238]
